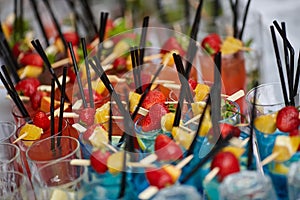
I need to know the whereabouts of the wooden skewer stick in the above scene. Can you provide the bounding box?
[70,159,91,166]
[261,152,280,166]
[203,167,220,184]
[222,89,245,102]
[13,132,28,144]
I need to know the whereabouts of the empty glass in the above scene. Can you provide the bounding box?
[0,121,16,143]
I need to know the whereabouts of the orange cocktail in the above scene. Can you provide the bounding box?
[199,51,246,112]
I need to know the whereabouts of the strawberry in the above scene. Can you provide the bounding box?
[220,123,241,138]
[30,90,45,110]
[79,107,96,126]
[160,37,185,56]
[33,111,50,131]
[19,53,44,67]
[113,57,127,72]
[15,78,40,97]
[201,33,222,55]
[155,134,183,161]
[188,78,197,90]
[276,106,300,132]
[211,151,240,182]
[63,32,80,46]
[90,150,111,174]
[142,90,166,110]
[12,42,31,58]
[145,167,174,189]
[139,103,169,132]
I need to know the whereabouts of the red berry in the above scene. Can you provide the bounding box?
[145,167,173,189]
[155,134,183,161]
[113,57,127,72]
[90,150,110,174]
[188,78,197,90]
[220,123,241,138]
[139,103,169,132]
[201,33,222,55]
[79,107,96,126]
[19,53,44,67]
[63,32,79,46]
[142,90,166,110]
[160,37,186,56]
[30,90,44,110]
[33,111,50,131]
[15,78,40,97]
[211,151,240,182]
[276,106,300,132]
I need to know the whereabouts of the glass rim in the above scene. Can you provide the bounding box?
[0,143,20,164]
[25,135,80,165]
[0,121,16,143]
[246,82,285,107]
[31,159,86,188]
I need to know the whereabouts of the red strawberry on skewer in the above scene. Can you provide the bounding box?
[33,111,50,131]
[155,134,183,162]
[276,106,300,133]
[142,90,166,110]
[201,33,222,55]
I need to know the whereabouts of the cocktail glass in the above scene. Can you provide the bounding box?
[15,118,70,177]
[152,185,202,200]
[246,82,287,160]
[26,136,81,177]
[219,170,277,200]
[0,121,16,143]
[0,171,36,200]
[0,143,26,174]
[31,159,87,199]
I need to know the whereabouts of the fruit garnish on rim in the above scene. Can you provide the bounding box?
[201,33,222,55]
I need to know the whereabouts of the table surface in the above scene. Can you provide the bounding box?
[1,0,299,121]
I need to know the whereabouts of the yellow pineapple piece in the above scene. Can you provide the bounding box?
[129,92,141,113]
[162,164,181,183]
[254,113,277,134]
[171,127,193,149]
[92,80,106,95]
[94,102,110,124]
[107,151,128,175]
[89,126,109,149]
[17,65,43,79]
[194,84,210,102]
[221,37,244,55]
[273,135,300,162]
[19,124,43,141]
[222,146,245,158]
[161,112,175,132]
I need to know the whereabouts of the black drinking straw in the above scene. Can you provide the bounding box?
[50,78,55,150]
[184,0,190,32]
[80,0,98,34]
[0,39,20,83]
[13,0,18,42]
[180,133,233,183]
[247,81,258,170]
[184,0,203,78]
[31,39,70,103]
[81,38,94,108]
[68,42,87,108]
[108,97,113,143]
[139,16,149,66]
[281,23,294,106]
[270,26,289,106]
[0,66,30,122]
[172,54,189,127]
[43,0,67,54]
[294,52,300,97]
[230,0,239,38]
[19,0,24,38]
[130,47,142,94]
[98,12,109,60]
[57,67,68,147]
[29,0,49,46]
[238,0,252,40]
[118,148,127,199]
[210,52,221,141]
[186,95,211,156]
